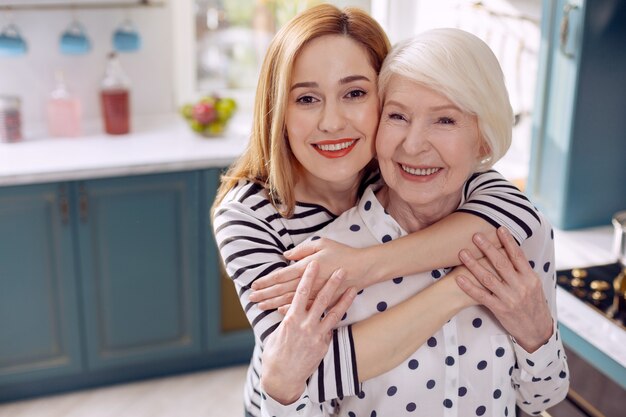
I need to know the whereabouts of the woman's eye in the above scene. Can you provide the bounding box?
[345,89,366,99]
[437,117,456,125]
[296,95,318,105]
[388,113,406,121]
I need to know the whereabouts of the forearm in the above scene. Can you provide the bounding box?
[352,271,473,382]
[361,212,499,289]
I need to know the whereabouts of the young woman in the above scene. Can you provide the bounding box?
[211,5,541,417]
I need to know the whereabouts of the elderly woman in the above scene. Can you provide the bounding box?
[260,28,569,417]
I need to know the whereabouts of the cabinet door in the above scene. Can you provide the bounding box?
[76,172,201,370]
[202,168,253,360]
[528,0,626,229]
[0,183,82,386]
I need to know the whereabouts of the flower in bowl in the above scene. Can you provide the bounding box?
[181,96,237,137]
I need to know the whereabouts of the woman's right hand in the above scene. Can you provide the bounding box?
[260,261,357,405]
[250,238,369,311]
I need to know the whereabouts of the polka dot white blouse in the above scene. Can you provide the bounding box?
[260,186,569,417]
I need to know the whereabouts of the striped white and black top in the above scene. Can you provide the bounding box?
[212,169,540,417]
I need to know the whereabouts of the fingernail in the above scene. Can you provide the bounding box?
[283,249,292,257]
[459,249,471,262]
[474,233,485,244]
[456,275,467,285]
[498,227,510,237]
[248,292,258,301]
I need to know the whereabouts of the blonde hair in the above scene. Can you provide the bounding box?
[213,4,390,217]
[378,28,513,170]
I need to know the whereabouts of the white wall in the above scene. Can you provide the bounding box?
[0,2,175,137]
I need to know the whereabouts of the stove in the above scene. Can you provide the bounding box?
[557,263,626,329]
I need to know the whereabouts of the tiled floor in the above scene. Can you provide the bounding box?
[0,365,248,417]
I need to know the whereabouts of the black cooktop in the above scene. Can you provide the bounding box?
[557,263,626,329]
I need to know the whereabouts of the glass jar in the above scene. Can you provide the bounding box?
[100,52,131,135]
[0,95,22,142]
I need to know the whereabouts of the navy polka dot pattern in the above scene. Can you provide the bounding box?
[252,184,569,417]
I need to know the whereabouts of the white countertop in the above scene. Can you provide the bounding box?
[1,117,624,379]
[0,112,252,186]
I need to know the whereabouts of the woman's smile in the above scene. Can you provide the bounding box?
[312,138,359,158]
[398,163,442,181]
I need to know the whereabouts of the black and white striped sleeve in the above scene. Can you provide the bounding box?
[456,170,541,244]
[212,187,359,405]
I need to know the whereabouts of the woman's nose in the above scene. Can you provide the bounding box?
[317,101,347,133]
[402,125,431,155]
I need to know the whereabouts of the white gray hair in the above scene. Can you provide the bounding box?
[378,28,513,170]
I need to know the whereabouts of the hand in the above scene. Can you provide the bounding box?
[260,261,357,405]
[455,227,553,352]
[250,238,368,311]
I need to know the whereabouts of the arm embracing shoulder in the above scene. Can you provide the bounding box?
[366,170,543,284]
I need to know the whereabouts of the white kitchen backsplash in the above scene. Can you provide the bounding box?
[0,3,175,137]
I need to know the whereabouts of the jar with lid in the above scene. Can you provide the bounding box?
[0,95,22,142]
[100,52,131,135]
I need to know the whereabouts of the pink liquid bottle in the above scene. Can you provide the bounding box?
[100,52,131,135]
[47,71,82,137]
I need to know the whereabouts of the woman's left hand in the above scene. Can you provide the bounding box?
[455,227,553,352]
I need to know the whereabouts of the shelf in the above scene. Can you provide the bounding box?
[0,1,165,12]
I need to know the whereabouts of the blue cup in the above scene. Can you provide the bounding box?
[112,20,141,53]
[0,24,27,57]
[59,21,91,55]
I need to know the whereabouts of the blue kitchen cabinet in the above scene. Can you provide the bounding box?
[0,169,252,402]
[0,183,82,386]
[76,172,203,370]
[527,0,626,229]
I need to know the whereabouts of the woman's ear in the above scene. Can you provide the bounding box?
[476,141,492,169]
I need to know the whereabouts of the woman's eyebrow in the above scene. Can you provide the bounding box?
[339,75,371,84]
[291,75,371,91]
[291,81,318,91]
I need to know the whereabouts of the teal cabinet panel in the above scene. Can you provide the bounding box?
[0,183,82,384]
[77,172,202,370]
[201,169,253,357]
[528,0,626,229]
